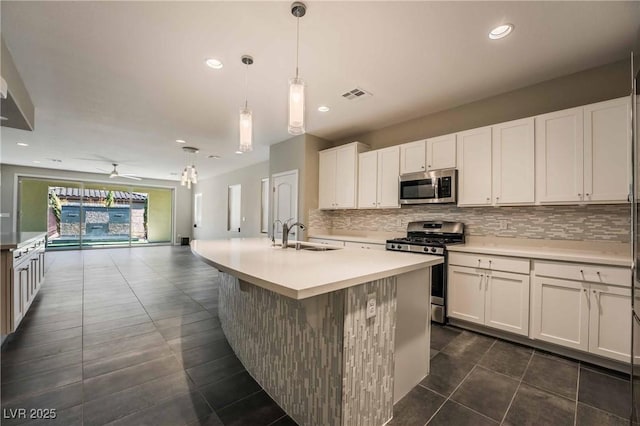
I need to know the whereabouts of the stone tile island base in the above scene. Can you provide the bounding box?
[218,272,399,426]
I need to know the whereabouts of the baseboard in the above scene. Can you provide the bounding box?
[447,318,631,374]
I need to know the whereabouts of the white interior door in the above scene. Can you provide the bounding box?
[272,170,299,240]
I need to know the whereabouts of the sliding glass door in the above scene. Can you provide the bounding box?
[17,177,173,249]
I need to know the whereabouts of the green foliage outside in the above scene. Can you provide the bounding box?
[48,191,62,234]
[105,190,115,208]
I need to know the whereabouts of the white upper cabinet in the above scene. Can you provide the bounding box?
[492,117,535,205]
[319,142,369,209]
[399,140,426,174]
[357,151,378,208]
[457,126,493,206]
[377,146,401,208]
[318,149,337,209]
[536,98,630,204]
[358,146,400,209]
[583,97,631,203]
[535,106,584,204]
[426,134,456,171]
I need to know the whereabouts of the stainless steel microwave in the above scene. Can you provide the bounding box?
[399,169,457,204]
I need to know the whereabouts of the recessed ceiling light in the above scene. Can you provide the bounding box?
[318,106,330,112]
[489,24,514,40]
[169,172,178,176]
[208,155,221,159]
[17,142,28,147]
[50,158,62,163]
[176,139,186,144]
[0,116,7,121]
[32,160,41,164]
[235,151,243,155]
[205,58,223,69]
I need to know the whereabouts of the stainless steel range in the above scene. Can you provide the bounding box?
[386,221,465,324]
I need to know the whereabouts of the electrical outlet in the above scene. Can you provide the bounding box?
[366,293,376,319]
[499,220,508,230]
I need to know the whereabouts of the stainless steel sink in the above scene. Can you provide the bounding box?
[286,242,341,251]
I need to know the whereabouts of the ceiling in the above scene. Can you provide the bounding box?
[1,1,638,181]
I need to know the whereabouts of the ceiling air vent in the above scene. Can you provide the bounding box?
[341,87,372,100]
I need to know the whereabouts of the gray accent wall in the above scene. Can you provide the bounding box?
[269,135,332,234]
[310,204,630,243]
[218,272,397,426]
[335,59,630,150]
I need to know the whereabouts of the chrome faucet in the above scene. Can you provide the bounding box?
[282,220,305,249]
[271,219,283,246]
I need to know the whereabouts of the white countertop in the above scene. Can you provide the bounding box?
[1,232,47,251]
[447,239,631,267]
[191,238,442,299]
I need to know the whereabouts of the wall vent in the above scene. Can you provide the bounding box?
[341,87,372,100]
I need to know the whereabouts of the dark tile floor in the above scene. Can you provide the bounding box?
[391,325,632,426]
[1,246,632,426]
[1,247,292,426]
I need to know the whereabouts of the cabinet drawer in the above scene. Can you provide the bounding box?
[344,241,385,251]
[448,252,529,274]
[534,261,630,287]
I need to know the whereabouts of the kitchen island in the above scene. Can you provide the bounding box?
[191,238,442,426]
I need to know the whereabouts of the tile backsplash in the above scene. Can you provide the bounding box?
[309,204,631,243]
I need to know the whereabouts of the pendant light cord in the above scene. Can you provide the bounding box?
[244,62,249,109]
[295,15,300,78]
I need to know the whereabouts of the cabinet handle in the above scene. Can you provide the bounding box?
[372,202,376,206]
[578,193,582,198]
[496,197,500,202]
[583,288,587,293]
[422,165,426,169]
[596,271,601,276]
[586,193,590,197]
[580,269,584,275]
[486,197,490,202]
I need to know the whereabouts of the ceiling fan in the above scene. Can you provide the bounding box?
[99,163,142,181]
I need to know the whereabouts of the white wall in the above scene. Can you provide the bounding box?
[0,163,192,242]
[192,161,269,240]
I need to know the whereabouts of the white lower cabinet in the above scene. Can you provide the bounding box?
[531,260,631,362]
[531,276,590,351]
[447,266,485,324]
[448,263,530,336]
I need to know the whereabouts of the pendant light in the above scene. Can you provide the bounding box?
[180,146,199,189]
[239,55,254,152]
[288,2,306,135]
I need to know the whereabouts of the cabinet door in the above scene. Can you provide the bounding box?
[318,149,336,209]
[457,127,493,206]
[377,146,400,208]
[12,265,27,331]
[588,284,631,362]
[400,140,426,174]
[335,145,358,208]
[447,266,485,325]
[535,107,584,203]
[492,118,535,205]
[358,151,378,208]
[584,97,631,203]
[485,271,530,336]
[426,134,456,171]
[531,276,589,351]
